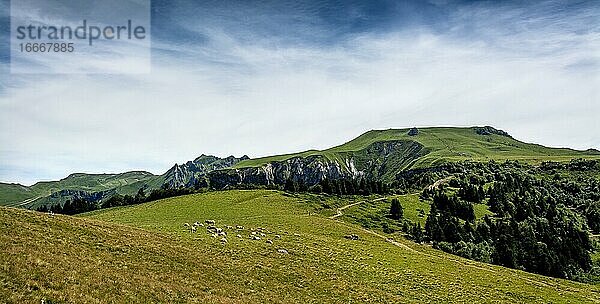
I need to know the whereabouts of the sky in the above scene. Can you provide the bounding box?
[0,0,599,185]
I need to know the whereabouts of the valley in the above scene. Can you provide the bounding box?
[2,126,600,303]
[1,190,598,303]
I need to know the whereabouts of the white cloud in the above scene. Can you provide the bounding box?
[1,1,598,185]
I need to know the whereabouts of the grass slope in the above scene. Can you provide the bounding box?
[2,190,596,303]
[339,193,491,231]
[0,183,35,207]
[234,127,600,170]
[0,171,156,207]
[3,126,598,208]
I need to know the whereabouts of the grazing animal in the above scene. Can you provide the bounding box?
[266,239,273,244]
[218,231,227,237]
[225,225,233,229]
[191,226,197,233]
[205,220,216,225]
[193,222,200,226]
[220,237,228,243]
[260,233,266,237]
[275,235,281,239]
[293,233,301,237]
[252,236,261,241]
[277,249,289,254]
[183,223,190,227]
[236,225,244,230]
[251,231,257,235]
[344,234,360,240]
[236,234,242,238]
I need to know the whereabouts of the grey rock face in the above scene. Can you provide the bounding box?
[474,126,512,138]
[205,140,426,189]
[33,188,115,209]
[162,154,250,188]
[155,140,427,191]
[206,155,357,189]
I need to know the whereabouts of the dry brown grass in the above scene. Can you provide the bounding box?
[2,190,600,303]
[0,207,263,303]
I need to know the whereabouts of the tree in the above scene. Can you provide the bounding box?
[410,223,424,243]
[284,178,295,192]
[389,198,403,220]
[135,187,146,203]
[102,194,125,208]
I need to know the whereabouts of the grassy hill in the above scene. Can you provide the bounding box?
[0,171,156,207]
[0,183,36,206]
[2,126,599,209]
[2,190,597,303]
[234,127,600,171]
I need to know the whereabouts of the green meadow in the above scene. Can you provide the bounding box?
[234,127,600,170]
[1,190,597,303]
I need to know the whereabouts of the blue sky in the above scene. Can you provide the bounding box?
[0,0,599,185]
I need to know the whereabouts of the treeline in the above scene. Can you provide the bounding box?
[38,176,392,215]
[102,187,196,208]
[36,197,98,215]
[284,177,390,195]
[373,159,599,281]
[37,187,197,215]
[410,161,598,281]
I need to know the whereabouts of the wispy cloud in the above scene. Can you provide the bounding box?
[0,0,598,184]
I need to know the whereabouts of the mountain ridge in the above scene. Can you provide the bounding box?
[2,126,599,208]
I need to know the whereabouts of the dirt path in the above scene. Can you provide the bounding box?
[326,196,575,293]
[328,197,423,255]
[427,177,452,191]
[361,227,421,254]
[12,196,42,207]
[359,222,566,290]
[329,197,388,219]
[329,201,363,219]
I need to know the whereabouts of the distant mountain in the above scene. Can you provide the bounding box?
[204,126,600,189]
[160,154,250,188]
[0,171,156,208]
[0,155,250,209]
[2,126,598,208]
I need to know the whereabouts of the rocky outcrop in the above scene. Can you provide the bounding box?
[350,140,428,181]
[48,189,113,201]
[474,126,512,138]
[29,139,426,208]
[206,155,360,189]
[204,140,427,190]
[162,154,250,188]
[31,188,115,209]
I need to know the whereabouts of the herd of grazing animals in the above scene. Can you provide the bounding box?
[182,220,290,253]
